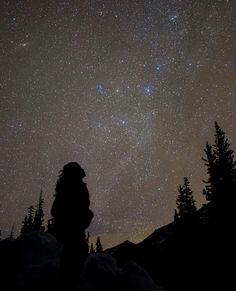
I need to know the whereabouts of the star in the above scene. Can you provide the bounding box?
[169,14,178,22]
[143,85,154,96]
[156,64,162,72]
[119,119,128,126]
[17,42,30,49]
[96,84,106,95]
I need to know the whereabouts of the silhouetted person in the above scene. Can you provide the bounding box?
[51,162,93,288]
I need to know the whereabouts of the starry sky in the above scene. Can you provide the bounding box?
[0,0,235,248]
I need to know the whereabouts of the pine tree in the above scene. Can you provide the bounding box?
[21,215,29,235]
[33,189,44,231]
[203,122,236,205]
[202,143,216,201]
[9,224,15,239]
[90,243,95,253]
[27,206,34,232]
[96,236,103,252]
[176,177,196,219]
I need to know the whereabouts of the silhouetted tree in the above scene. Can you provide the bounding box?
[20,206,35,234]
[20,215,29,235]
[203,122,236,206]
[33,189,44,231]
[96,236,103,252]
[9,224,14,239]
[27,206,34,232]
[202,142,216,201]
[90,243,95,253]
[0,229,1,241]
[176,177,196,219]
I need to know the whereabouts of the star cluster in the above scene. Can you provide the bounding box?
[0,0,235,248]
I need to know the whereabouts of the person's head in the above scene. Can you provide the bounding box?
[60,162,86,179]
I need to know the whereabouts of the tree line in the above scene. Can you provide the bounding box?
[174,122,236,220]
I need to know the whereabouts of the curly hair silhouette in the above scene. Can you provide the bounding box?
[50,162,93,288]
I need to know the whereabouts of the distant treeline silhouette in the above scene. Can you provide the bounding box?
[20,189,44,234]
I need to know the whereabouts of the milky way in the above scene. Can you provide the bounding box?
[0,0,235,248]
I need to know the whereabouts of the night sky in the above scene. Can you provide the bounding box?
[0,0,235,248]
